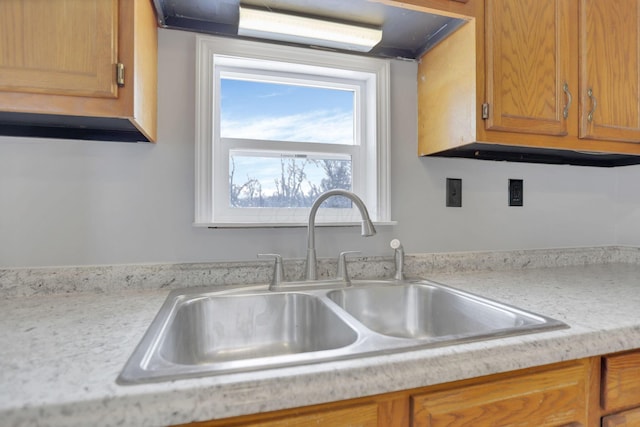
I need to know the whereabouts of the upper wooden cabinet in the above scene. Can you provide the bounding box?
[580,0,640,142]
[0,0,119,99]
[418,0,640,165]
[485,0,575,136]
[0,0,157,142]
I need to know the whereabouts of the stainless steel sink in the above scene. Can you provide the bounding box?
[158,293,358,365]
[118,280,568,384]
[327,284,541,339]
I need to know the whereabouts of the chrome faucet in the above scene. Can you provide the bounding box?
[305,190,376,280]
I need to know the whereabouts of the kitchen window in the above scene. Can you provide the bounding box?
[195,36,390,226]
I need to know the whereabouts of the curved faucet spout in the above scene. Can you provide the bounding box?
[305,190,376,281]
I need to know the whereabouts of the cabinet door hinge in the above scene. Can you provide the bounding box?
[116,63,125,87]
[482,103,489,120]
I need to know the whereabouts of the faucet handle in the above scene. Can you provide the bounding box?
[258,254,285,290]
[336,251,361,285]
[390,239,405,280]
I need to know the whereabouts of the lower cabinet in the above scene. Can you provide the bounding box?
[177,359,591,427]
[214,403,379,427]
[175,399,400,427]
[601,350,640,427]
[411,361,589,426]
[602,407,640,427]
[175,351,640,426]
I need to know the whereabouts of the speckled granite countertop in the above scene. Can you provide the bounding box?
[2,247,640,427]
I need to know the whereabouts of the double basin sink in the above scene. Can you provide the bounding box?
[118,279,567,384]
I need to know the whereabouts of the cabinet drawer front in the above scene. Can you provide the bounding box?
[247,403,378,427]
[602,407,640,427]
[178,402,379,427]
[603,351,640,412]
[412,363,587,427]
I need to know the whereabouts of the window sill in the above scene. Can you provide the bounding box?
[193,221,398,229]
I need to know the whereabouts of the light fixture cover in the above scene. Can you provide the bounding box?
[238,6,382,52]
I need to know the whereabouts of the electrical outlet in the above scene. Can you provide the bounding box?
[446,178,462,207]
[509,179,523,206]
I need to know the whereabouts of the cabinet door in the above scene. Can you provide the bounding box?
[412,362,588,427]
[0,0,118,98]
[485,0,575,136]
[602,351,640,412]
[603,407,640,427]
[580,0,640,142]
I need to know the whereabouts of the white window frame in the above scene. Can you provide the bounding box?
[194,35,391,227]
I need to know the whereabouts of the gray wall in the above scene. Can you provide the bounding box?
[0,29,628,268]
[613,166,640,245]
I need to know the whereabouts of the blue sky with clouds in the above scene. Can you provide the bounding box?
[221,79,354,143]
[222,79,355,197]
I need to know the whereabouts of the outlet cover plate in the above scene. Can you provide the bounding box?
[446,178,462,207]
[509,179,523,206]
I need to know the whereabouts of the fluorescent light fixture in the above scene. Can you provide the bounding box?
[238,6,382,52]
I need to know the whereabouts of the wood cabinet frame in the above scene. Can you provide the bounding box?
[416,0,640,160]
[0,0,157,142]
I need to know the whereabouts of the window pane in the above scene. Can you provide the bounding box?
[229,151,352,208]
[221,78,355,145]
